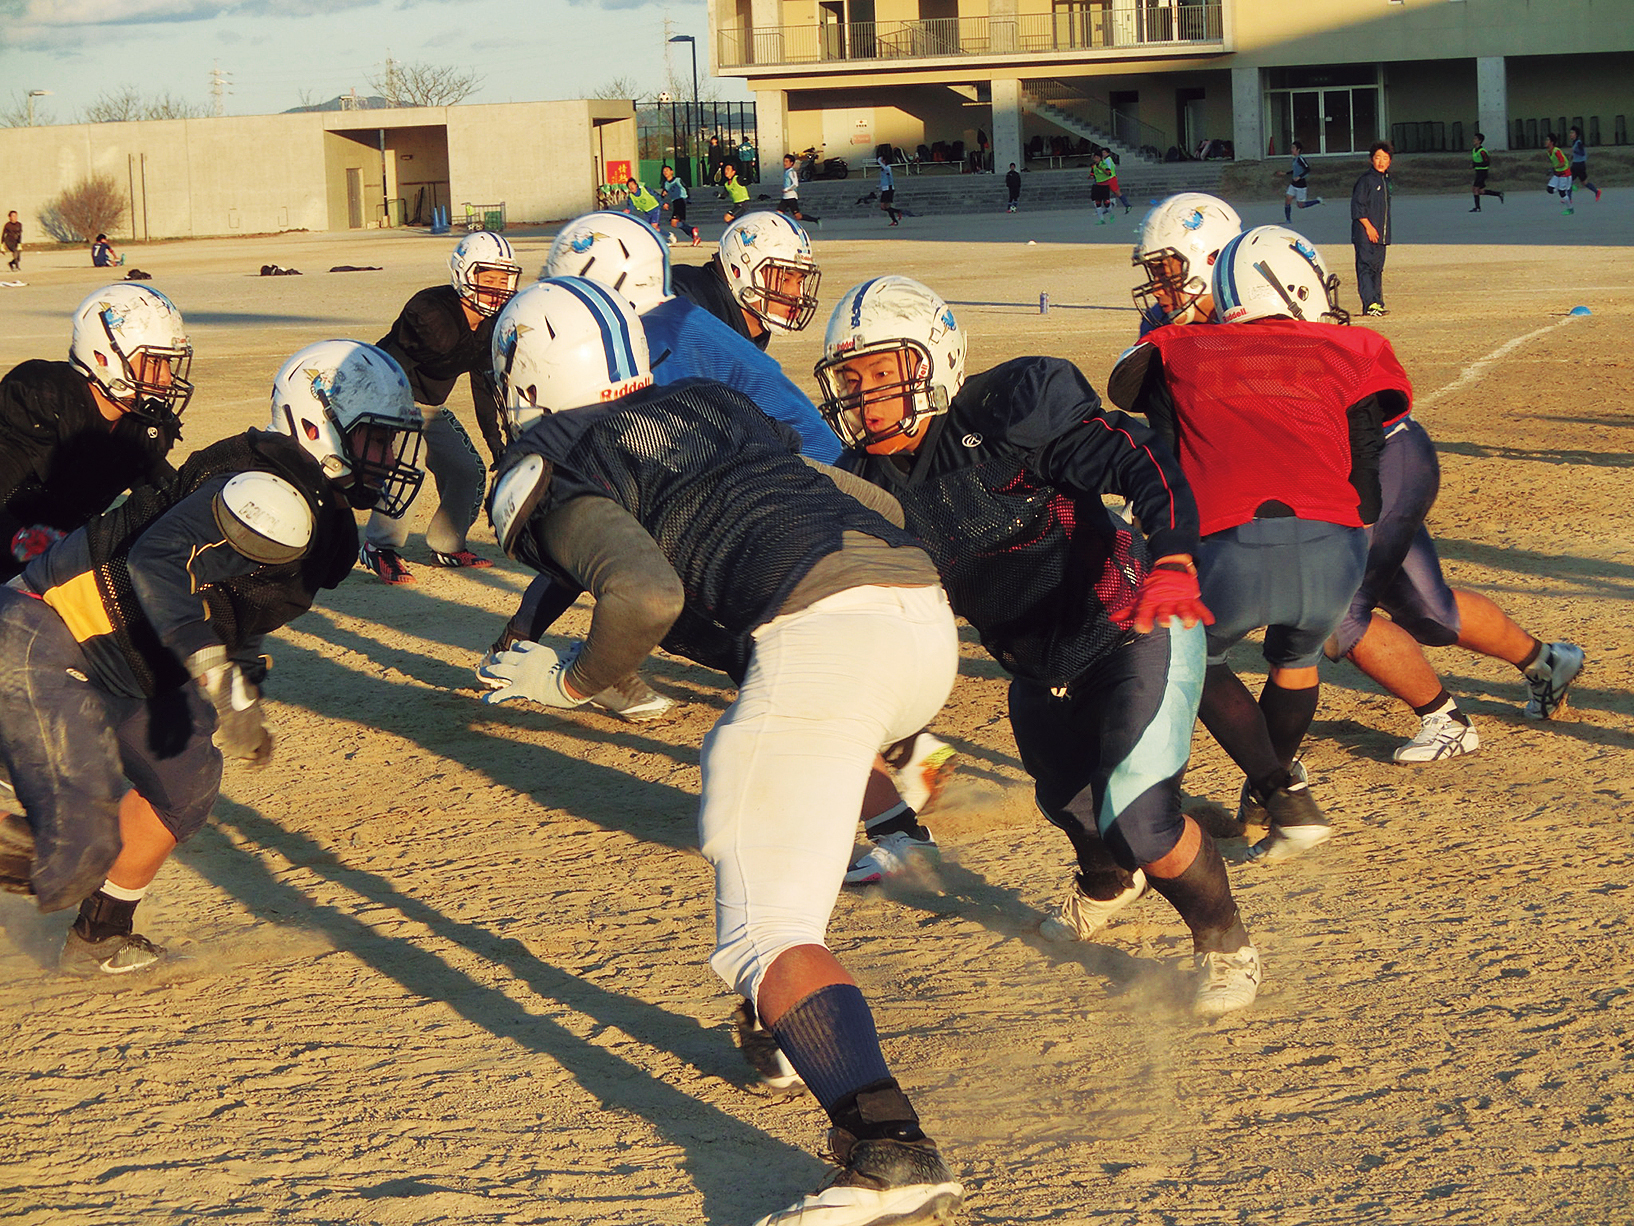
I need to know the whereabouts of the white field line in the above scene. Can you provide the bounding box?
[1418,315,1584,408]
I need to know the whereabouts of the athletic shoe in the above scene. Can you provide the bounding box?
[1523,641,1585,720]
[731,999,805,1093]
[588,673,676,722]
[885,732,957,814]
[1393,712,1480,764]
[1468,207,1481,212]
[1236,761,1305,827]
[1563,207,1575,215]
[60,930,165,976]
[429,548,493,569]
[1246,781,1331,863]
[1312,197,1324,206]
[1194,944,1261,1019]
[691,228,702,246]
[358,542,414,584]
[1496,191,1506,203]
[751,1129,961,1226]
[845,829,939,885]
[1594,188,1602,202]
[1363,303,1386,317]
[1039,869,1147,941]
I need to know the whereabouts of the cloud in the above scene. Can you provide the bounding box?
[10,0,383,30]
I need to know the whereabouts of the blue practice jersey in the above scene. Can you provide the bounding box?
[640,296,842,462]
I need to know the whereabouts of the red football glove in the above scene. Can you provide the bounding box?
[10,525,66,564]
[1114,561,1215,634]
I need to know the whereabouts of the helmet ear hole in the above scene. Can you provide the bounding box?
[303,419,321,441]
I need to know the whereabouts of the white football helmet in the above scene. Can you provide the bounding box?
[268,340,425,515]
[718,211,820,332]
[491,278,653,440]
[69,284,194,425]
[1213,225,1349,326]
[814,276,966,454]
[1131,192,1243,325]
[450,232,522,317]
[543,212,670,314]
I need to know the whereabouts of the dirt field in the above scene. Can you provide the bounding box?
[2,214,1631,1226]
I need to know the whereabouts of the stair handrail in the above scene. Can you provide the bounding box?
[1023,78,1169,155]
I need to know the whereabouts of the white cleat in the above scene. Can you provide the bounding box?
[886,732,957,814]
[844,829,940,885]
[1039,869,1147,941]
[1194,944,1261,1019]
[1523,641,1584,720]
[1392,712,1480,764]
[751,1132,962,1226]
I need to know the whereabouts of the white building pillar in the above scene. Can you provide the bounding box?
[1477,56,1508,151]
[991,79,1023,178]
[754,88,789,184]
[1231,66,1262,161]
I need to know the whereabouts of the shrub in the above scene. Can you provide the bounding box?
[39,174,128,243]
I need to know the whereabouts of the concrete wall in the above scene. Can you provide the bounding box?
[1506,52,1634,143]
[0,99,636,242]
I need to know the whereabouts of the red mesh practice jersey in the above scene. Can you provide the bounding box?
[1141,320,1413,535]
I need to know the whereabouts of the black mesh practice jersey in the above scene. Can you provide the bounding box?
[502,378,917,679]
[842,356,1200,689]
[377,285,505,458]
[0,358,179,577]
[669,261,769,351]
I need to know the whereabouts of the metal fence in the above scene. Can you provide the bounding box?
[717,3,1222,68]
[636,100,760,185]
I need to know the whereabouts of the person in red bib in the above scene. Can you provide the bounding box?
[1109,225,1386,863]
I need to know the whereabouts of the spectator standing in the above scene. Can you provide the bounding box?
[3,211,20,271]
[1568,126,1602,204]
[1006,163,1021,213]
[91,234,120,268]
[706,135,725,185]
[738,137,756,183]
[1350,141,1392,316]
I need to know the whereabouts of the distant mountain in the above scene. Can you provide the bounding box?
[283,95,393,114]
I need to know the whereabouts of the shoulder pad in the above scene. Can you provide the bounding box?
[212,472,314,565]
[489,453,554,557]
[1106,342,1158,412]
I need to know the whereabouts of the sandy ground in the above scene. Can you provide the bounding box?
[2,203,1632,1225]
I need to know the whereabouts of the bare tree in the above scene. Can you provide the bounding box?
[39,174,127,242]
[1,92,56,128]
[81,86,207,123]
[368,60,482,108]
[591,76,647,103]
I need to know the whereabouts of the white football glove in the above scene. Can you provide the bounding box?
[188,649,273,765]
[479,640,590,709]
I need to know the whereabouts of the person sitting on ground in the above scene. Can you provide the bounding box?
[91,234,120,268]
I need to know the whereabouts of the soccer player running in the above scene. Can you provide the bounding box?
[0,341,422,973]
[1544,134,1575,215]
[1110,227,1387,862]
[1469,133,1506,212]
[819,275,1260,1019]
[481,277,964,1226]
[1283,141,1324,221]
[1568,126,1602,204]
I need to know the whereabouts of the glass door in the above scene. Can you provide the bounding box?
[1322,89,1352,155]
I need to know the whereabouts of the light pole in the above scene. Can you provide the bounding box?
[27,90,51,127]
[668,34,699,183]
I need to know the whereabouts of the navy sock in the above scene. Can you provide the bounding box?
[1259,680,1319,768]
[768,983,893,1116]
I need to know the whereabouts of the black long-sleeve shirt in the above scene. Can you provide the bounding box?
[377,285,506,462]
[1351,167,1391,246]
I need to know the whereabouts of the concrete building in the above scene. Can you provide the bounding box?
[708,0,1634,177]
[0,100,636,242]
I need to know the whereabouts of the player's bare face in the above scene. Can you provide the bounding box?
[350,422,398,490]
[831,349,922,455]
[469,266,519,319]
[1372,149,1392,173]
[762,267,809,326]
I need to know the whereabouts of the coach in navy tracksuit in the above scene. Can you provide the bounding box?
[1351,141,1393,316]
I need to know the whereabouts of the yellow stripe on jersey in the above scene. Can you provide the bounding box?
[41,571,114,642]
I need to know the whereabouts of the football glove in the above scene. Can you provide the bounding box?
[479,640,590,709]
[187,647,273,765]
[1115,561,1214,634]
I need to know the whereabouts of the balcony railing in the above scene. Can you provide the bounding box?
[717,3,1224,70]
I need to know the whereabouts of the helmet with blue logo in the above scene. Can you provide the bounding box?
[69,283,194,427]
[1213,225,1349,325]
[814,276,966,454]
[490,278,653,441]
[1131,192,1242,324]
[543,212,671,314]
[718,211,820,332]
[449,231,522,317]
[268,340,424,515]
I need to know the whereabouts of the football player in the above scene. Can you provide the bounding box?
[358,231,520,584]
[1130,193,1242,334]
[483,278,964,1226]
[1110,226,1386,861]
[819,275,1261,1019]
[0,341,422,974]
[1,284,192,582]
[670,211,820,352]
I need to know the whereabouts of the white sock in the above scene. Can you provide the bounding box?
[100,879,147,902]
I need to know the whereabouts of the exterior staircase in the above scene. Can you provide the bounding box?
[1020,79,1169,164]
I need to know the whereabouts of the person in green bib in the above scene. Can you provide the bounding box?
[1469,133,1505,213]
[624,176,661,227]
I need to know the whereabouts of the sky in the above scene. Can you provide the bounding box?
[0,0,749,123]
